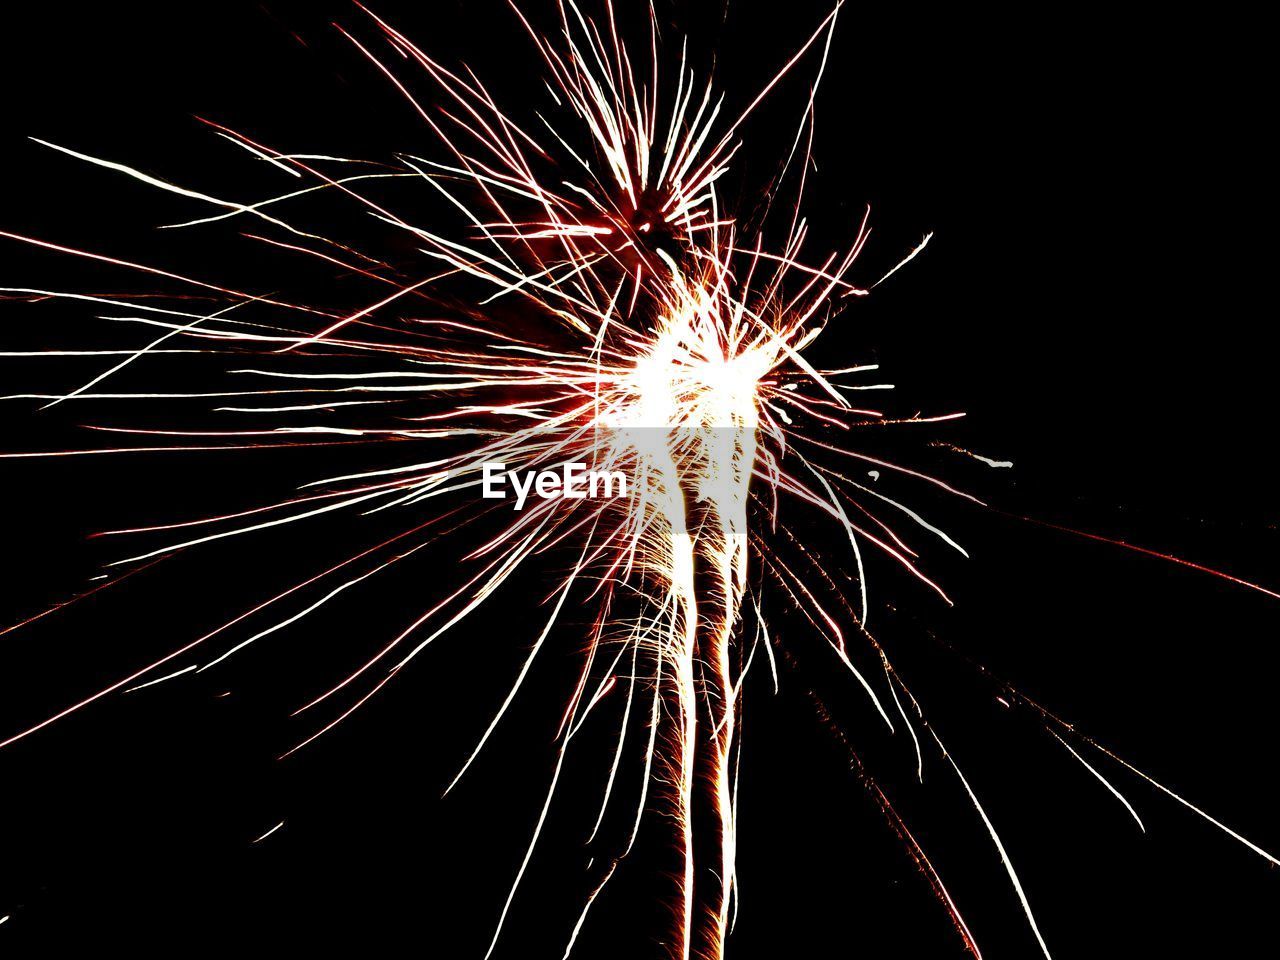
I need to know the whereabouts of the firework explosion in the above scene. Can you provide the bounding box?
[1,3,1276,957]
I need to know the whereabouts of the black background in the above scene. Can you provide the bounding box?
[1,2,1276,957]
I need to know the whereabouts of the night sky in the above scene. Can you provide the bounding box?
[1,3,1276,956]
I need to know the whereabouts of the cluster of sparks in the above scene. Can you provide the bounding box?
[2,3,1277,958]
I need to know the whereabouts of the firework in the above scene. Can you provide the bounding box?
[1,3,1276,958]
